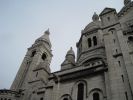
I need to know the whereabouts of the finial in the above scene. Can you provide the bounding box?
[92,12,99,22]
[44,28,50,35]
[124,0,131,6]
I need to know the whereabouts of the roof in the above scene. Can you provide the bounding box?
[118,1,133,17]
[35,29,52,47]
[99,7,116,16]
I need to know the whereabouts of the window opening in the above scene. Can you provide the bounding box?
[113,39,115,43]
[111,30,114,34]
[93,36,97,46]
[116,49,118,53]
[130,25,133,29]
[125,92,128,100]
[42,53,46,61]
[36,72,38,77]
[128,36,133,41]
[118,61,121,67]
[40,97,43,100]
[121,75,124,82]
[88,38,92,47]
[77,83,84,100]
[93,92,100,100]
[107,17,110,21]
[31,51,36,57]
[63,98,68,100]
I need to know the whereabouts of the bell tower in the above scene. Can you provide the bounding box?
[10,29,53,92]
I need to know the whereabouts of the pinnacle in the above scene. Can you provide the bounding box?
[92,12,99,22]
[44,28,50,35]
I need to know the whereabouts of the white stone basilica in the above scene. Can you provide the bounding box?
[0,0,133,100]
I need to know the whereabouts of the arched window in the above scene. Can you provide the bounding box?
[93,92,100,100]
[63,98,68,100]
[40,97,43,100]
[77,83,84,100]
[88,38,92,47]
[93,36,97,46]
[31,51,36,57]
[42,53,46,61]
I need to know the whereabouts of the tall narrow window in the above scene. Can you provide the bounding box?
[36,72,38,77]
[113,39,116,43]
[77,83,84,100]
[116,49,118,53]
[93,92,100,100]
[125,92,128,100]
[130,25,133,29]
[121,75,124,82]
[88,38,92,47]
[93,36,97,46]
[40,97,43,100]
[118,61,121,67]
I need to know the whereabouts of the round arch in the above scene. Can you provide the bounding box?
[88,88,104,100]
[71,80,88,100]
[60,94,72,100]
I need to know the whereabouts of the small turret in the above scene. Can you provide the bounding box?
[92,12,99,22]
[66,47,75,63]
[11,29,53,93]
[61,47,75,70]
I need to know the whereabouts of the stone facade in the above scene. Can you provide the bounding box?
[0,0,133,100]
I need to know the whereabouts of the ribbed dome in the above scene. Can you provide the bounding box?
[35,29,51,47]
[83,13,101,33]
[83,21,101,33]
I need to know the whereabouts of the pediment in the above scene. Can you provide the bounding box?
[100,7,116,16]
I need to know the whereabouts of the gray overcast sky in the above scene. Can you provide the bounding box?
[0,0,124,89]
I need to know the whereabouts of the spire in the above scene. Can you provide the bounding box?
[124,0,131,6]
[35,29,51,48]
[92,12,99,22]
[44,28,50,35]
